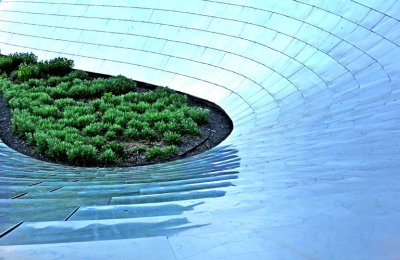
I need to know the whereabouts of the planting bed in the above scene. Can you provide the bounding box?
[0,53,232,167]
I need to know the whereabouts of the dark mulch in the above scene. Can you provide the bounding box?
[0,83,232,167]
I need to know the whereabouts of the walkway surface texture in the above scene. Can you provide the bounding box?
[0,0,400,259]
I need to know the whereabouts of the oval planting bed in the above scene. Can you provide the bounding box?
[0,52,232,167]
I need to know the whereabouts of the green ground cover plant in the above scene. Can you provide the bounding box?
[0,52,209,166]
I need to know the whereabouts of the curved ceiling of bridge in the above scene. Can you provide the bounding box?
[0,1,399,258]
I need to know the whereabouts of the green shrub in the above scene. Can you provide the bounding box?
[88,79,107,96]
[39,57,74,77]
[186,107,209,125]
[17,64,40,81]
[105,130,117,140]
[97,100,113,113]
[8,96,29,110]
[153,121,168,133]
[145,146,163,160]
[74,114,97,129]
[143,111,162,125]
[63,104,94,117]
[140,91,157,103]
[9,70,18,81]
[127,118,148,131]
[134,101,150,114]
[103,142,124,156]
[26,132,35,146]
[153,100,166,111]
[0,56,13,74]
[42,122,67,132]
[33,131,50,154]
[109,124,123,135]
[32,105,59,118]
[145,145,178,160]
[105,75,137,93]
[83,122,108,136]
[140,127,157,141]
[47,70,87,86]
[10,52,37,66]
[64,132,85,144]
[35,117,58,131]
[122,92,139,103]
[181,118,201,136]
[114,114,129,127]
[90,99,102,111]
[26,78,47,88]
[102,108,118,123]
[126,111,141,121]
[45,128,75,140]
[116,104,131,112]
[0,78,13,93]
[66,142,97,165]
[99,149,119,165]
[69,81,94,98]
[11,109,37,137]
[46,139,72,160]
[166,110,185,122]
[47,76,63,87]
[90,135,107,148]
[32,92,53,105]
[164,145,179,156]
[163,131,181,145]
[3,81,28,96]
[166,121,181,132]
[0,52,38,75]
[106,95,123,106]
[65,70,88,81]
[54,98,75,109]
[123,128,139,140]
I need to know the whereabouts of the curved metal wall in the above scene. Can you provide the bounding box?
[0,0,399,258]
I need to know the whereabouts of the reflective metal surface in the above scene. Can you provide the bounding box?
[0,0,400,259]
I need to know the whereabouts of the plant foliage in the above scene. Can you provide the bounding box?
[0,52,210,166]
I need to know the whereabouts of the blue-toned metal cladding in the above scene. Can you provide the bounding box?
[0,0,400,259]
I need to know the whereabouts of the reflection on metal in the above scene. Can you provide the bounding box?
[0,0,400,258]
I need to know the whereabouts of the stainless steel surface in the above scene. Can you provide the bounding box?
[0,0,399,259]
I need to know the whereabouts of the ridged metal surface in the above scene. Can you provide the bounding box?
[0,0,399,259]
